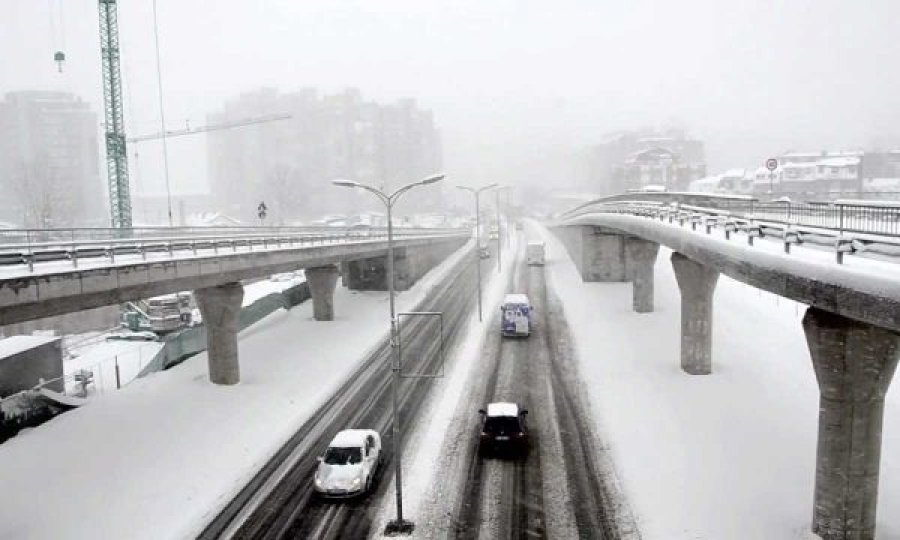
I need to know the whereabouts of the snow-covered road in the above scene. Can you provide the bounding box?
[534,222,900,539]
[372,235,637,539]
[0,241,472,539]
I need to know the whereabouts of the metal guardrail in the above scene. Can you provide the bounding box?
[562,199,900,265]
[0,225,463,245]
[0,227,468,272]
[562,193,900,237]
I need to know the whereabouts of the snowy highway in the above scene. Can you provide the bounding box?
[203,233,634,539]
[200,239,480,538]
[448,251,627,539]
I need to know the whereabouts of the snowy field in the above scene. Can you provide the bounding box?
[0,241,470,539]
[534,223,900,539]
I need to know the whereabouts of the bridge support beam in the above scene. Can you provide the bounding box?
[306,265,339,321]
[670,252,719,375]
[625,238,659,313]
[194,282,244,385]
[803,308,900,540]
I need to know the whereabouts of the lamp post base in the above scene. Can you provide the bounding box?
[384,519,415,536]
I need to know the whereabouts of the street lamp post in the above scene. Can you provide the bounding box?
[332,173,445,536]
[457,183,497,322]
[504,188,511,248]
[494,186,511,273]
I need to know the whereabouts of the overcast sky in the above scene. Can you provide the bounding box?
[3,0,900,197]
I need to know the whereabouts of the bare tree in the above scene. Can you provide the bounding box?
[266,162,299,225]
[11,155,68,228]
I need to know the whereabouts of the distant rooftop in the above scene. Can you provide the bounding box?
[0,335,59,359]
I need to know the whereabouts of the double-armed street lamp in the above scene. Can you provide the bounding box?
[332,173,445,535]
[456,183,497,322]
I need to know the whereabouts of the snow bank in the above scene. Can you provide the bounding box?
[0,241,471,539]
[534,223,900,539]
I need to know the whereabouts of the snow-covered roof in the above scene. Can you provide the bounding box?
[864,178,900,190]
[328,429,374,447]
[503,293,530,306]
[691,176,722,187]
[721,168,746,178]
[0,335,59,359]
[833,199,900,208]
[486,402,519,417]
[817,157,860,167]
[782,162,817,170]
[187,212,243,227]
[781,150,861,159]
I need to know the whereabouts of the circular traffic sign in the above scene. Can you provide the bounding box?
[766,158,778,171]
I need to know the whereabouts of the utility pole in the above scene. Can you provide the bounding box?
[98,0,132,228]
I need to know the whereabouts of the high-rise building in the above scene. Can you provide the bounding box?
[0,91,104,227]
[206,88,443,224]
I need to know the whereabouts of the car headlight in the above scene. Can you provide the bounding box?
[351,477,362,487]
[314,476,323,488]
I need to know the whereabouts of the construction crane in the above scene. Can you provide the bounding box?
[96,1,291,228]
[126,113,292,143]
[126,113,292,224]
[98,0,131,229]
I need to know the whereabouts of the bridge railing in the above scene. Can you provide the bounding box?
[562,194,900,237]
[0,225,464,246]
[0,227,468,272]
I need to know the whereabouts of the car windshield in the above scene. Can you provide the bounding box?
[323,446,362,465]
[483,416,521,434]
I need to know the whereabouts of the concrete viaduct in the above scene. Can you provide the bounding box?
[0,234,466,386]
[552,211,900,540]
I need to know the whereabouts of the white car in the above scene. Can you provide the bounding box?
[314,429,383,498]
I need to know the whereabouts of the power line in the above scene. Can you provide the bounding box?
[151,0,174,226]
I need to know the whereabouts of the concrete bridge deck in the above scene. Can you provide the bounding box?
[551,208,900,540]
[0,233,466,326]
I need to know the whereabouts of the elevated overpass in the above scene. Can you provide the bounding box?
[0,226,467,386]
[550,193,900,540]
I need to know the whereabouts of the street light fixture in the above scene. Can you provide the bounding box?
[332,173,444,536]
[456,183,497,322]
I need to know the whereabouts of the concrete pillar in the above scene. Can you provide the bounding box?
[670,252,719,375]
[580,226,627,282]
[803,308,900,540]
[306,265,339,321]
[194,282,244,385]
[625,237,660,313]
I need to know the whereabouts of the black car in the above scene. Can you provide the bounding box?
[478,402,529,457]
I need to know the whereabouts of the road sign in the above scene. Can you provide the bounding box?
[766,158,778,171]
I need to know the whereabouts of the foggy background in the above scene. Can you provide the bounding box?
[2,0,899,224]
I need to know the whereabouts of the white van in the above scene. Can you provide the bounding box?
[526,243,545,266]
[501,293,532,337]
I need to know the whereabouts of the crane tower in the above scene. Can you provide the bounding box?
[98,0,132,228]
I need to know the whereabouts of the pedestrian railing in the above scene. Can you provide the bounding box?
[0,227,467,272]
[560,195,900,265]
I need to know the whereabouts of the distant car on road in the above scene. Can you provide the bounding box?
[526,242,545,266]
[479,243,491,259]
[314,429,383,498]
[478,402,529,457]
